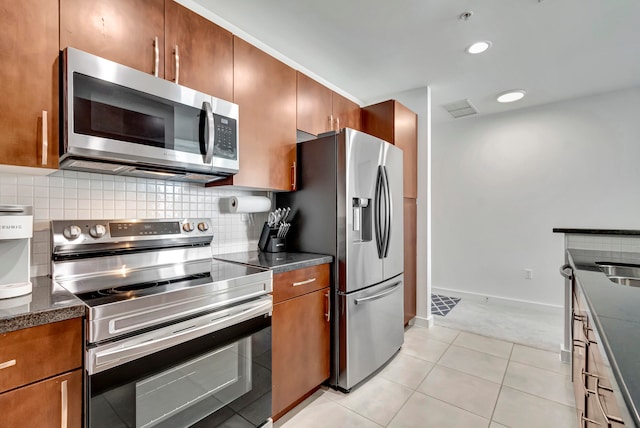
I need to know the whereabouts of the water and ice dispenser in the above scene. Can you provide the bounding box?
[0,205,33,299]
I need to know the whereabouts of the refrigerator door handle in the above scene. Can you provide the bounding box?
[374,166,384,258]
[354,281,402,304]
[382,165,392,258]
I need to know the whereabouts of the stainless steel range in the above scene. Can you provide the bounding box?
[51,218,273,428]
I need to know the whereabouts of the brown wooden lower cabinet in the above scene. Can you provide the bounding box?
[0,369,83,428]
[572,284,626,427]
[403,198,417,324]
[272,273,330,420]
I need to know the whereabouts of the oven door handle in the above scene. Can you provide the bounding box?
[89,297,272,374]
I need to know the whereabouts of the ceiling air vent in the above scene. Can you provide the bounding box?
[443,99,478,118]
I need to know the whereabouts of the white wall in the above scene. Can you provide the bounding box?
[432,86,640,307]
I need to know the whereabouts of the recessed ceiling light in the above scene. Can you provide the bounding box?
[497,90,526,103]
[466,41,491,54]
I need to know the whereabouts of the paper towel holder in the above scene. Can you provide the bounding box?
[221,196,272,213]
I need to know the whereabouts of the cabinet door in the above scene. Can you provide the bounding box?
[0,0,59,168]
[332,92,361,131]
[0,369,83,428]
[165,1,233,101]
[273,263,330,304]
[297,72,332,136]
[272,287,330,419]
[224,37,296,191]
[393,102,418,198]
[572,286,588,418]
[60,0,165,77]
[0,318,82,394]
[403,198,417,324]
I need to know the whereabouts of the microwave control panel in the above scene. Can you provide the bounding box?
[212,114,238,160]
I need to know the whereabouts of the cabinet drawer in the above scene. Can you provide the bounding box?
[273,264,330,303]
[0,369,82,428]
[0,318,82,393]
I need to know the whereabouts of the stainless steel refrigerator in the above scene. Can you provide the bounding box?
[277,128,404,391]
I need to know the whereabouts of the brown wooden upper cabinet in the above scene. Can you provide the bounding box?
[60,1,233,100]
[211,37,297,191]
[0,0,59,168]
[164,1,233,101]
[60,0,165,77]
[332,91,361,131]
[297,72,361,135]
[362,100,418,198]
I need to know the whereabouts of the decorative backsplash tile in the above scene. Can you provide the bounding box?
[566,234,640,252]
[0,170,270,277]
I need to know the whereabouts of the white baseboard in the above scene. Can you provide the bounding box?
[412,315,434,328]
[431,286,562,313]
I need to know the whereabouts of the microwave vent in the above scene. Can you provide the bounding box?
[67,160,130,173]
[443,99,478,118]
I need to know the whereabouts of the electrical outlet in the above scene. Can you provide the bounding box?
[524,269,533,280]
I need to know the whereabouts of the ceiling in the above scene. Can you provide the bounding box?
[194,0,640,123]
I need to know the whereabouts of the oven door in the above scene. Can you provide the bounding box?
[62,47,239,175]
[87,299,272,428]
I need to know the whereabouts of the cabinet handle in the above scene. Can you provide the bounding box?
[61,379,68,428]
[583,325,597,345]
[336,117,340,131]
[573,338,586,348]
[0,359,16,370]
[574,314,587,322]
[580,412,602,426]
[292,277,315,287]
[325,291,330,322]
[291,161,297,191]
[41,110,48,166]
[594,378,625,425]
[153,36,159,77]
[174,44,180,84]
[328,114,333,132]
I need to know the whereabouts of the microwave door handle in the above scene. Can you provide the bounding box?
[202,101,215,163]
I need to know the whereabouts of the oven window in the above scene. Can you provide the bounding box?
[88,317,271,428]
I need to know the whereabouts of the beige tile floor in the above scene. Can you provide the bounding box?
[274,325,578,428]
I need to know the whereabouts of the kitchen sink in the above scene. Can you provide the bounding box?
[597,262,640,287]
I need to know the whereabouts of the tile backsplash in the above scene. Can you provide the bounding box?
[566,234,640,252]
[0,170,270,277]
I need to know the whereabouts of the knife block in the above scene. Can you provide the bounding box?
[258,222,286,253]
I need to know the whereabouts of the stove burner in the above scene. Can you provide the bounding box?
[78,272,212,302]
[98,282,160,295]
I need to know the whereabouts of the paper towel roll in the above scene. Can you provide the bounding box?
[227,196,272,213]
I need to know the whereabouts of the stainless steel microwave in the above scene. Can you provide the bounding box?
[60,48,239,184]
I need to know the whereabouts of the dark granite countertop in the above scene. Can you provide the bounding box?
[0,276,85,334]
[214,251,332,274]
[567,249,640,426]
[554,228,640,235]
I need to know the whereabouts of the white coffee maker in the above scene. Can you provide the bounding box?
[0,205,33,299]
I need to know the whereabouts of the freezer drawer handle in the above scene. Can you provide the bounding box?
[354,282,401,305]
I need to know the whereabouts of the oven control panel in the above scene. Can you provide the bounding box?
[52,218,214,244]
